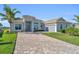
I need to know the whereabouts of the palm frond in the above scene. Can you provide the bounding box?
[74,15,79,22]
[3,4,11,14]
[1,4,21,23]
[14,11,21,15]
[12,8,17,12]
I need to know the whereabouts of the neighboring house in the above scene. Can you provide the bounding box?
[44,17,73,32]
[11,15,45,32]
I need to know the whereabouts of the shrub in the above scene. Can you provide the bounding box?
[65,27,79,36]
[0,29,3,37]
[73,28,79,36]
[34,30,44,32]
[3,29,9,34]
[60,29,66,33]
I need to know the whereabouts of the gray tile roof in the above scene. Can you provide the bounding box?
[44,17,71,24]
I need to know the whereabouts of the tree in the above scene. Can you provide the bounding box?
[74,15,79,22]
[0,23,2,26]
[0,23,2,29]
[0,4,21,32]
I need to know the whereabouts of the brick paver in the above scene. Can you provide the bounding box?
[14,32,79,54]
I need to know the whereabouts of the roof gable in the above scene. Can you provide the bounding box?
[45,17,70,24]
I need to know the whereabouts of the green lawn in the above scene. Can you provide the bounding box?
[43,32,79,46]
[0,33,16,54]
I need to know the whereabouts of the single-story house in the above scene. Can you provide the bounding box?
[11,15,45,32]
[44,17,73,32]
[11,15,74,32]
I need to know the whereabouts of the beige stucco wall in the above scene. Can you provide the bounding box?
[23,15,36,21]
[11,23,24,32]
[11,19,24,32]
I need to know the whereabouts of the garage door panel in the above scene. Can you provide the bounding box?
[48,25,55,32]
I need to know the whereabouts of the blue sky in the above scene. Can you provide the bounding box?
[0,4,79,27]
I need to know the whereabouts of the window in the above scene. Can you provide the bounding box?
[15,24,22,30]
[40,23,44,28]
[60,24,63,29]
[46,27,48,31]
[34,23,38,30]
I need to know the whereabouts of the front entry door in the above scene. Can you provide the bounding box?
[26,22,31,32]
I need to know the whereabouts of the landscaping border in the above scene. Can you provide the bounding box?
[12,33,18,54]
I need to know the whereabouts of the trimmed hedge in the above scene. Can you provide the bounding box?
[34,30,44,32]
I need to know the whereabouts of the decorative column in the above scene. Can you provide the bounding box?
[55,24,57,32]
[23,19,26,32]
[31,21,34,32]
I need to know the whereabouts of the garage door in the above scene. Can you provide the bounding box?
[48,25,55,32]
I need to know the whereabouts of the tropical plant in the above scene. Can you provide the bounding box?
[0,23,3,30]
[74,15,79,22]
[0,31,3,37]
[65,27,79,36]
[0,4,21,32]
[60,29,66,33]
[3,29,9,34]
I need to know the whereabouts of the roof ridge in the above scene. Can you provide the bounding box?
[45,17,63,22]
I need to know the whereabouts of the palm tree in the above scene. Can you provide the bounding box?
[0,4,21,32]
[74,15,79,22]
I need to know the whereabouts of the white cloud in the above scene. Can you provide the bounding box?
[0,20,10,27]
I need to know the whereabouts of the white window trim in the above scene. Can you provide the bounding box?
[14,24,22,31]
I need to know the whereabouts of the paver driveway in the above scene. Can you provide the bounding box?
[14,32,79,54]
